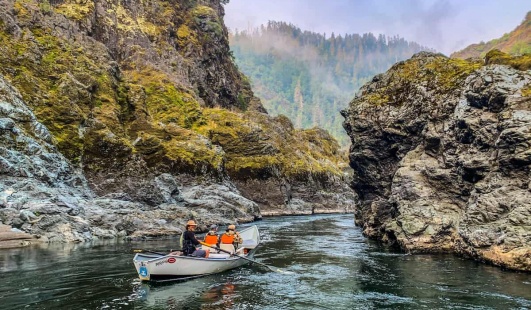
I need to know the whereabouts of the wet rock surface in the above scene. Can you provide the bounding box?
[342,52,531,271]
[234,178,356,216]
[0,75,261,243]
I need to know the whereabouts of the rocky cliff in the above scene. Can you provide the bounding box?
[0,0,354,245]
[342,50,531,271]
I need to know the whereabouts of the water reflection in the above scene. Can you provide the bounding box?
[0,215,530,309]
[201,282,237,309]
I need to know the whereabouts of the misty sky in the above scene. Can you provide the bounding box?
[224,0,529,55]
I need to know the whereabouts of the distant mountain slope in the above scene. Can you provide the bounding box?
[230,21,433,146]
[452,11,531,59]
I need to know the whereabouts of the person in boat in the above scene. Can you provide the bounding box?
[203,224,220,247]
[181,219,208,258]
[220,224,243,249]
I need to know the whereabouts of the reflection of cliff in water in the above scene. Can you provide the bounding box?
[352,250,531,308]
[0,241,104,272]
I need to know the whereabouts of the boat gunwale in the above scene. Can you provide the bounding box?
[134,252,253,263]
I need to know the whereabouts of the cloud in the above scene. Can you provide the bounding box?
[395,0,457,52]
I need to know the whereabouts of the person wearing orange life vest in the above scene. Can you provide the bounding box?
[203,224,219,247]
[220,224,243,248]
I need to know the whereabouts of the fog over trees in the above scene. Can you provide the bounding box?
[230,21,432,146]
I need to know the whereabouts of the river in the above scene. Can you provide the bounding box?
[0,214,530,309]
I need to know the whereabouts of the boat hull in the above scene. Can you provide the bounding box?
[133,225,260,281]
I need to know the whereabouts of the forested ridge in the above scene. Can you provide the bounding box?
[230,21,433,146]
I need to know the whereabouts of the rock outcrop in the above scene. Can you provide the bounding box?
[0,0,354,242]
[0,224,38,248]
[342,51,531,271]
[0,74,260,242]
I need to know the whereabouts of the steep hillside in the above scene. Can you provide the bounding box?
[0,0,354,243]
[342,50,531,271]
[452,11,531,58]
[230,21,432,146]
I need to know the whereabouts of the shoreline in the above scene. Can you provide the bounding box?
[0,212,354,249]
[260,209,354,217]
[2,215,530,274]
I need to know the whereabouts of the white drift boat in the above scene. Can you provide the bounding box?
[133,225,260,282]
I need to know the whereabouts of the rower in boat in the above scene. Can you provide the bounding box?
[182,219,208,258]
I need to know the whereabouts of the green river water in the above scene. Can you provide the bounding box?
[0,214,530,309]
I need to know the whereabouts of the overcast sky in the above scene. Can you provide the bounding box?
[224,0,529,55]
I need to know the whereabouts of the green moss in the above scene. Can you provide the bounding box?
[38,1,52,14]
[160,131,224,173]
[0,21,122,163]
[366,93,391,106]
[137,17,161,37]
[194,108,344,182]
[191,5,216,18]
[177,25,198,47]
[521,84,531,97]
[424,57,482,91]
[53,1,94,20]
[362,55,482,108]
[13,1,31,18]
[485,49,531,70]
[125,68,205,129]
[189,4,223,41]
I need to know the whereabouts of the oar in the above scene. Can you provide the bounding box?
[133,249,168,256]
[200,242,291,274]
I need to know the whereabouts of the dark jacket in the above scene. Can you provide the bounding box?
[182,230,200,256]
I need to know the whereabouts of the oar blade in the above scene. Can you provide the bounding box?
[271,267,294,274]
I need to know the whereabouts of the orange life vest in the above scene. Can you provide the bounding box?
[220,233,234,244]
[204,234,218,245]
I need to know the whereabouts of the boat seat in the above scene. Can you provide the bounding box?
[219,243,235,254]
[208,253,231,259]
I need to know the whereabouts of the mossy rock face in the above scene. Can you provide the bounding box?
[195,109,344,185]
[53,1,95,20]
[177,24,198,48]
[0,0,346,200]
[0,20,119,163]
[359,52,482,108]
[485,49,531,71]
